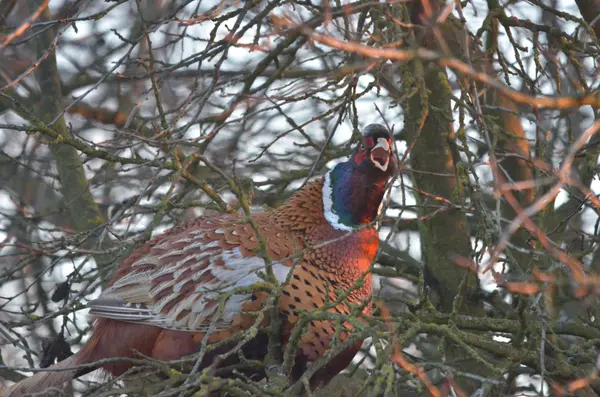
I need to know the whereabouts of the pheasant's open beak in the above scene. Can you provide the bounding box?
[370,138,391,172]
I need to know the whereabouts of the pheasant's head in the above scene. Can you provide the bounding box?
[323,124,396,231]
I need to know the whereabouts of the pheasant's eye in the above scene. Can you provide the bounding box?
[358,143,366,152]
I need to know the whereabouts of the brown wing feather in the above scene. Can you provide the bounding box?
[88,213,301,333]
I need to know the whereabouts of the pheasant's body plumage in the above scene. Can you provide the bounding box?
[8,124,396,396]
[88,179,376,374]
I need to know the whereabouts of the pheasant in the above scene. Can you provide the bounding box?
[8,124,396,396]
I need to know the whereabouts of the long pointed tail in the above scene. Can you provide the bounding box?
[6,354,85,397]
[4,319,162,396]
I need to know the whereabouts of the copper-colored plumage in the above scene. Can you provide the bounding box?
[8,179,376,395]
[8,124,395,396]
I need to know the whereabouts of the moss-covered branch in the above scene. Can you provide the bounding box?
[26,0,113,269]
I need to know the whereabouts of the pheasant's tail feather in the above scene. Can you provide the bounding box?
[6,354,82,397]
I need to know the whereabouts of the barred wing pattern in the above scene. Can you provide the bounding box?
[89,214,299,333]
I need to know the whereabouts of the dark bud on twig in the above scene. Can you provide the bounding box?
[51,281,70,303]
[40,334,73,368]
